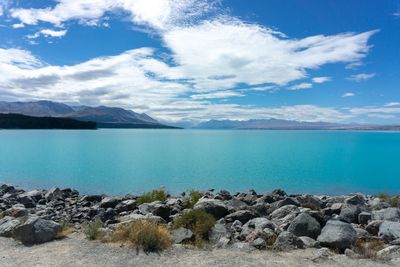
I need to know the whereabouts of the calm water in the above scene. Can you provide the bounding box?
[0,129,399,195]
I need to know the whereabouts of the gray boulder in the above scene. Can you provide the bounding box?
[372,208,400,222]
[171,227,193,243]
[13,216,61,245]
[209,223,230,244]
[299,236,320,248]
[366,220,383,236]
[345,194,366,206]
[270,205,300,227]
[99,197,121,209]
[250,237,266,249]
[287,212,321,239]
[45,187,64,201]
[225,210,256,224]
[273,231,305,251]
[378,221,400,242]
[358,212,372,225]
[0,216,21,237]
[317,220,357,251]
[194,199,229,219]
[339,204,362,223]
[138,201,171,221]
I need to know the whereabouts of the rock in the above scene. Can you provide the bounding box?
[249,203,269,217]
[322,203,342,216]
[225,210,256,224]
[45,187,64,201]
[16,194,36,208]
[390,238,400,245]
[378,221,400,242]
[250,237,266,249]
[345,194,366,206]
[339,204,362,223]
[355,227,370,239]
[344,248,358,258]
[366,220,383,236]
[115,199,137,213]
[194,199,229,219]
[358,212,372,225]
[311,248,334,262]
[271,189,287,197]
[214,190,232,201]
[236,190,258,205]
[299,236,320,248]
[209,223,230,244]
[215,236,231,248]
[171,227,193,243]
[138,202,171,221]
[241,217,276,238]
[287,212,321,239]
[317,220,357,251]
[372,208,400,222]
[275,197,301,209]
[99,197,121,209]
[297,195,323,209]
[273,231,304,251]
[270,205,300,227]
[232,242,256,252]
[80,195,103,203]
[377,245,400,259]
[5,206,28,218]
[0,216,21,237]
[118,213,166,224]
[12,216,61,245]
[225,198,248,212]
[22,190,43,202]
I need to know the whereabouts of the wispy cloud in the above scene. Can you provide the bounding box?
[312,76,331,84]
[347,73,376,82]
[289,83,313,90]
[385,102,400,107]
[342,92,355,98]
[28,29,68,39]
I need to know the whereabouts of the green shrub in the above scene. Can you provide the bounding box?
[377,193,400,208]
[83,218,103,240]
[182,190,202,209]
[137,189,168,204]
[111,220,172,253]
[173,209,215,246]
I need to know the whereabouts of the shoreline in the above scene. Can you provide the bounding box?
[1,183,400,265]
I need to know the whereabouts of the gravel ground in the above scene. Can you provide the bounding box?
[0,233,396,267]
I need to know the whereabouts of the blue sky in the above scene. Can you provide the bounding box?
[0,0,399,124]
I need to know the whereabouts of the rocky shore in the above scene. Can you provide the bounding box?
[1,184,400,265]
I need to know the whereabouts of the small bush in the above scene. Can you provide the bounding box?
[83,218,103,240]
[56,217,75,238]
[173,209,215,246]
[353,239,385,259]
[137,189,168,204]
[182,190,202,209]
[111,220,172,253]
[377,193,400,208]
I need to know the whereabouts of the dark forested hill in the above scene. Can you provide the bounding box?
[0,114,96,129]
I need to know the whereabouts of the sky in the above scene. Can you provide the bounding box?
[0,0,399,124]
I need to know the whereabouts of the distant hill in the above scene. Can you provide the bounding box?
[0,113,96,129]
[0,101,177,129]
[194,119,400,130]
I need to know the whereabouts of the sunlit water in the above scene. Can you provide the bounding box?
[0,129,399,195]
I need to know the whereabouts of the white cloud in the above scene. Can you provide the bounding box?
[289,83,313,90]
[28,29,68,39]
[342,92,355,98]
[385,102,400,107]
[12,23,25,29]
[190,90,243,99]
[312,76,331,84]
[347,73,376,82]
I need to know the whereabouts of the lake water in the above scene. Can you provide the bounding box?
[0,129,399,195]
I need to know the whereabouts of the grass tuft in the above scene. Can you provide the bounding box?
[301,201,321,211]
[182,190,202,209]
[173,209,215,246]
[353,239,385,259]
[83,218,103,240]
[137,189,168,204]
[377,193,400,208]
[111,220,172,253]
[56,217,75,239]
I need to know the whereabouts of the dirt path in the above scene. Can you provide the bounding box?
[0,234,396,267]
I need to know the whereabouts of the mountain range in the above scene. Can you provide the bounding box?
[0,101,176,129]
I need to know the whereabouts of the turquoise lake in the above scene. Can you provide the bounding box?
[0,129,399,195]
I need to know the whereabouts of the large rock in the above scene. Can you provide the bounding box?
[16,194,36,208]
[270,205,300,227]
[209,223,230,244]
[378,221,400,242]
[12,216,61,245]
[317,220,357,251]
[273,231,305,251]
[372,208,400,222]
[339,204,362,224]
[0,216,21,237]
[138,202,171,221]
[99,197,121,209]
[287,213,321,239]
[366,220,383,236]
[297,195,323,209]
[171,227,193,243]
[358,212,372,225]
[345,194,366,206]
[194,199,229,219]
[45,187,64,201]
[225,210,256,224]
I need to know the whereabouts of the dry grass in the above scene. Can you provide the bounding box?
[301,201,321,211]
[56,217,75,239]
[83,218,103,240]
[137,189,169,204]
[377,193,400,208]
[111,220,172,253]
[352,239,385,259]
[182,190,202,209]
[173,209,215,246]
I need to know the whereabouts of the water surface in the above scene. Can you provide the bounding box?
[0,129,399,195]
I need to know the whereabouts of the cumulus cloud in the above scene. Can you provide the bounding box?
[28,29,68,39]
[342,92,355,98]
[347,73,376,82]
